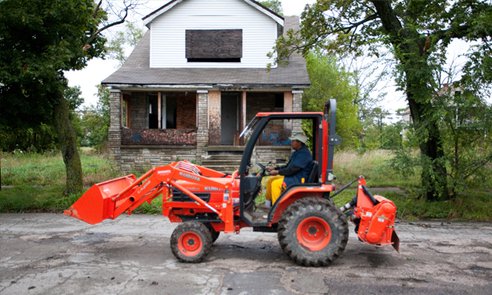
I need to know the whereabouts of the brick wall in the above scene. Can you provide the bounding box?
[208,91,221,145]
[109,89,122,166]
[292,90,303,133]
[127,92,148,129]
[196,90,209,164]
[175,92,196,129]
[121,128,196,145]
[246,92,283,121]
[118,146,290,174]
[119,146,197,173]
[252,146,291,165]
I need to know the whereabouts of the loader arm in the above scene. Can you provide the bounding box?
[64,162,236,225]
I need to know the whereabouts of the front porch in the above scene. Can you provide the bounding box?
[108,88,303,172]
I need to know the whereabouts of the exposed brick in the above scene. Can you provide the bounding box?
[121,128,197,145]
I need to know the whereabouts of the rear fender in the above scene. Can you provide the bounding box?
[269,184,334,223]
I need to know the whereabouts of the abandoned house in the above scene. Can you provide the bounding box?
[102,0,310,172]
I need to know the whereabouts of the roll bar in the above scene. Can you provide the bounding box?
[324,99,341,184]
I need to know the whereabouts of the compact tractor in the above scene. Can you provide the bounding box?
[65,99,399,266]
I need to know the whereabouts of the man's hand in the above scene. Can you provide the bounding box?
[267,168,279,176]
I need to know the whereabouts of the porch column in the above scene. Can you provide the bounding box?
[108,89,122,167]
[292,89,304,133]
[241,91,247,130]
[196,89,209,164]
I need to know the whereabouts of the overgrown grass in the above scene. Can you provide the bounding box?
[0,150,490,221]
[0,149,120,212]
[333,150,420,188]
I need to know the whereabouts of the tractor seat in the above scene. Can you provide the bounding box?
[306,161,320,183]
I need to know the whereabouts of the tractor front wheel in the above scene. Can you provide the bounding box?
[204,222,220,243]
[277,197,348,266]
[171,222,212,263]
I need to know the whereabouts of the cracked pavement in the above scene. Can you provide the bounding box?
[0,213,491,294]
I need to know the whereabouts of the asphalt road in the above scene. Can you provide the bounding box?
[0,213,491,295]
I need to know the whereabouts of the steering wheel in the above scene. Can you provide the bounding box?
[257,163,269,177]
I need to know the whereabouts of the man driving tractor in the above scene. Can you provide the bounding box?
[264,132,313,208]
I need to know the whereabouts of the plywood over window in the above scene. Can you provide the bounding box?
[186,29,242,62]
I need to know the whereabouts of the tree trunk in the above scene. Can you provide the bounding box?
[370,0,449,200]
[407,94,449,201]
[53,88,83,195]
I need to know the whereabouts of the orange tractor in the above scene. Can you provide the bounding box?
[65,99,399,266]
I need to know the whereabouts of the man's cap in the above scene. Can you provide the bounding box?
[289,133,308,144]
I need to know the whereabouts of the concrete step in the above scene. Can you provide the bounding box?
[207,146,244,152]
[203,154,243,160]
[202,159,242,165]
[203,165,238,173]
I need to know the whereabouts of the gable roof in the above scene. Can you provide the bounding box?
[102,16,310,89]
[143,0,284,26]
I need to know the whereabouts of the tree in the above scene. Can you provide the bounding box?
[106,21,144,65]
[259,0,283,15]
[274,0,492,200]
[436,85,492,196]
[303,52,360,148]
[79,85,110,149]
[0,0,137,194]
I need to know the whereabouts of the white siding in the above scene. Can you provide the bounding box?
[149,0,279,68]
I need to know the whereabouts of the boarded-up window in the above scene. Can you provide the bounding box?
[186,29,242,62]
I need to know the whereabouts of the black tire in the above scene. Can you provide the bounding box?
[170,222,212,263]
[277,197,348,266]
[204,222,220,243]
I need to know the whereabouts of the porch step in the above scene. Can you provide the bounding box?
[201,146,244,173]
[207,146,244,152]
[202,159,242,165]
[202,154,243,160]
[202,165,239,173]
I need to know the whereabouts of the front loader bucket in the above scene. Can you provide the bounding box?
[64,175,136,224]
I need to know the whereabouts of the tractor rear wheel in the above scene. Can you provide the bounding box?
[277,197,348,266]
[171,222,212,263]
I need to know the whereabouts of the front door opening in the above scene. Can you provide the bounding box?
[221,92,240,145]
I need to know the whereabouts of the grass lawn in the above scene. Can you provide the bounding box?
[0,150,120,212]
[0,149,490,221]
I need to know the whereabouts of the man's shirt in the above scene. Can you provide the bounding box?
[278,145,313,187]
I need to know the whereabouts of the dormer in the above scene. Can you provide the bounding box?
[143,0,284,68]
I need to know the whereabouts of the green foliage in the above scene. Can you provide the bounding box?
[0,124,57,152]
[65,85,85,112]
[79,85,110,149]
[274,0,492,200]
[303,53,361,148]
[434,88,492,196]
[259,0,283,15]
[390,192,492,221]
[0,0,106,128]
[106,21,145,65]
[334,150,419,188]
[0,150,118,187]
[0,85,85,152]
